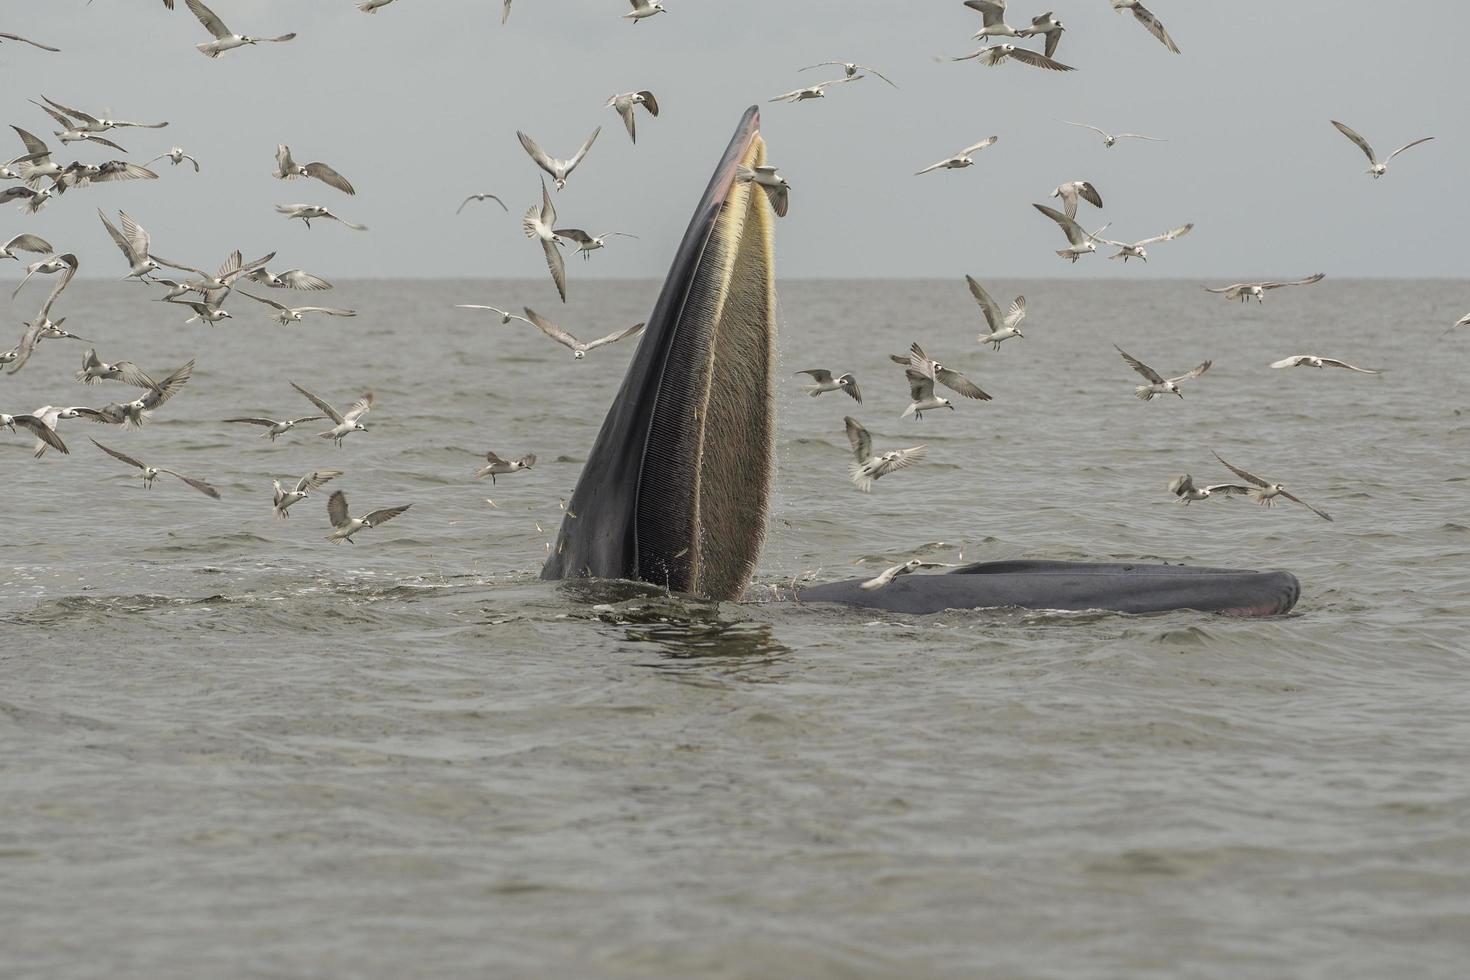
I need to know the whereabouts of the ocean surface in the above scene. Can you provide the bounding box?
[3,277,1468,978]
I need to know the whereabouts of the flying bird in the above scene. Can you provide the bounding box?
[1110,0,1179,54]
[272,470,342,518]
[275,204,367,230]
[1,410,69,455]
[97,209,159,280]
[965,0,1023,41]
[164,298,232,324]
[184,0,295,57]
[9,252,80,375]
[1269,355,1381,375]
[237,291,356,324]
[456,305,530,326]
[290,383,373,446]
[845,416,926,493]
[75,348,154,387]
[222,414,326,442]
[942,44,1073,71]
[1018,12,1066,58]
[889,343,990,400]
[769,76,862,103]
[273,145,355,195]
[915,137,997,175]
[1096,223,1193,262]
[800,61,897,87]
[1050,180,1102,219]
[1032,203,1107,263]
[522,179,566,302]
[1168,473,1251,505]
[623,0,666,23]
[1114,345,1210,400]
[966,276,1027,349]
[735,163,790,217]
[606,91,659,143]
[1212,452,1333,521]
[357,0,397,11]
[39,96,167,133]
[901,370,955,420]
[145,147,200,172]
[552,228,637,261]
[522,308,645,359]
[91,438,220,499]
[517,128,599,190]
[246,267,332,291]
[12,254,72,299]
[476,452,537,483]
[1063,121,1165,148]
[795,369,862,403]
[0,233,51,261]
[1330,121,1434,179]
[84,359,194,428]
[1206,274,1325,304]
[457,193,507,214]
[325,490,410,543]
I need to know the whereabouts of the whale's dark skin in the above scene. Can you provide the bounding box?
[542,108,1303,618]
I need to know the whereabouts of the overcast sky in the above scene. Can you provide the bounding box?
[0,1,1458,282]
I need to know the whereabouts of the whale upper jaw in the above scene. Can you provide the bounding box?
[541,106,778,601]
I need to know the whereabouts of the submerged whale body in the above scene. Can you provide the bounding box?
[542,107,1302,617]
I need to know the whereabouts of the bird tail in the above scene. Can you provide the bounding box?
[1249,491,1275,507]
[1133,385,1155,401]
[901,404,917,419]
[802,385,822,397]
[196,42,221,58]
[1056,249,1075,261]
[848,463,874,493]
[522,207,539,238]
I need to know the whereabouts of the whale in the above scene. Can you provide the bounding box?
[542,106,1301,618]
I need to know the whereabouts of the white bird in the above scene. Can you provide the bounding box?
[1,410,69,455]
[30,102,131,150]
[1330,121,1434,179]
[290,383,373,447]
[457,193,507,214]
[1168,473,1251,505]
[1110,0,1180,54]
[516,128,599,190]
[769,76,862,103]
[9,252,81,375]
[0,233,51,261]
[84,359,194,428]
[1213,452,1333,522]
[1018,11,1066,59]
[965,0,1022,41]
[246,267,332,291]
[153,249,273,298]
[1063,121,1165,148]
[735,164,790,217]
[942,43,1074,71]
[522,179,567,302]
[238,291,356,325]
[145,147,200,172]
[475,452,537,483]
[845,416,926,493]
[889,343,991,400]
[185,0,296,58]
[968,276,1027,350]
[1096,223,1193,262]
[1050,180,1102,219]
[623,0,666,23]
[456,305,530,326]
[1205,274,1325,304]
[275,204,367,230]
[915,137,997,175]
[97,209,159,280]
[164,298,232,325]
[1033,204,1108,263]
[522,308,645,359]
[0,186,48,214]
[796,369,862,402]
[606,91,659,143]
[1270,355,1381,375]
[357,0,397,11]
[12,254,71,299]
[799,61,897,87]
[1115,345,1211,400]
[272,470,342,519]
[9,125,63,186]
[38,95,167,134]
[859,559,950,590]
[552,228,637,260]
[901,370,954,420]
[325,490,410,543]
[75,348,154,387]
[222,414,326,442]
[273,145,355,195]
[91,438,220,499]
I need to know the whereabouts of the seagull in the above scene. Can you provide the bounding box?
[901,370,955,420]
[275,204,367,230]
[967,276,1027,349]
[38,95,167,134]
[85,359,194,428]
[1270,355,1381,375]
[1330,121,1434,179]
[9,252,80,375]
[915,137,997,175]
[457,192,507,214]
[1213,452,1333,521]
[1063,121,1165,148]
[273,145,355,195]
[1,410,69,455]
[153,249,273,298]
[1110,0,1179,54]
[0,233,51,261]
[246,267,332,291]
[735,164,790,217]
[145,147,200,172]
[522,308,645,359]
[475,452,537,483]
[325,490,410,543]
[859,559,951,590]
[889,343,991,400]
[1033,204,1107,263]
[164,298,232,325]
[769,76,862,103]
[965,0,1023,41]
[606,91,659,143]
[75,348,154,387]
[222,414,326,442]
[272,470,342,519]
[941,44,1074,72]
[516,128,599,190]
[552,228,637,260]
[1206,274,1325,304]
[91,438,220,499]
[185,0,296,58]
[522,179,566,302]
[97,209,160,280]
[1018,11,1066,58]
[799,61,897,87]
[844,416,926,493]
[1168,473,1251,505]
[0,32,59,52]
[796,369,862,402]
[1114,345,1210,400]
[1096,223,1193,262]
[456,305,530,326]
[1050,180,1102,219]
[623,0,666,23]
[12,254,71,299]
[290,382,373,447]
[237,291,356,325]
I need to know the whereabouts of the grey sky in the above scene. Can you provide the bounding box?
[0,1,1458,281]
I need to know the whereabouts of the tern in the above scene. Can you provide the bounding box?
[1114,345,1210,400]
[273,145,355,195]
[769,76,862,103]
[246,267,332,291]
[735,163,790,217]
[165,299,231,325]
[91,438,220,498]
[522,179,566,302]
[0,186,49,213]
[1168,474,1251,505]
[222,414,326,442]
[1206,274,1325,304]
[290,382,373,446]
[901,370,955,420]
[1270,355,1381,375]
[11,254,71,299]
[30,103,130,149]
[10,126,63,185]
[1212,452,1333,521]
[1050,180,1102,219]
[889,343,990,400]
[552,228,637,260]
[1330,121,1434,179]
[145,147,200,172]
[0,233,51,261]
[456,305,530,326]
[1018,12,1066,58]
[39,96,167,134]
[185,0,296,58]
[942,44,1073,71]
[1063,121,1165,148]
[523,308,645,359]
[75,348,154,387]
[965,0,1023,41]
[237,291,356,324]
[0,32,59,52]
[845,416,926,493]
[357,0,397,10]
[796,369,862,403]
[967,276,1026,349]
[1096,223,1193,262]
[23,406,87,457]
[623,0,665,23]
[1111,0,1180,54]
[800,61,897,87]
[1033,204,1107,262]
[1,410,69,455]
[153,249,273,297]
[915,136,997,175]
[859,559,951,590]
[606,91,659,143]
[475,452,537,483]
[98,209,160,280]
[457,193,507,214]
[325,490,410,543]
[275,204,367,230]
[517,128,599,190]
[9,252,80,375]
[272,470,342,518]
[86,359,194,428]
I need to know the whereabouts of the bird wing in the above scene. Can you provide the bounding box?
[237,290,289,312]
[517,454,537,468]
[274,144,296,177]
[615,103,637,142]
[539,238,567,303]
[1204,284,1247,294]
[854,66,898,88]
[502,0,512,23]
[769,87,806,103]
[1167,360,1211,384]
[1128,2,1180,53]
[1204,484,1254,497]
[303,161,355,195]
[90,437,146,471]
[584,321,645,351]
[1168,473,1195,496]
[523,309,581,351]
[960,136,998,156]
[186,0,232,38]
[142,359,194,407]
[278,270,331,290]
[843,416,871,462]
[565,128,600,175]
[0,32,61,51]
[1280,490,1333,522]
[1261,273,1325,291]
[797,369,835,383]
[296,307,356,317]
[320,209,366,230]
[111,361,156,388]
[341,393,374,424]
[33,102,75,130]
[1041,26,1062,59]
[872,446,927,478]
[1137,223,1193,246]
[517,131,557,178]
[537,177,556,226]
[41,96,97,127]
[11,125,50,160]
[1212,452,1268,489]
[906,369,935,401]
[296,470,342,493]
[1270,356,1308,369]
[1385,136,1434,162]
[1033,203,1087,246]
[935,366,991,400]
[965,275,1004,330]
[222,417,277,427]
[1319,358,1380,374]
[553,228,593,244]
[1005,296,1026,328]
[98,209,136,262]
[364,505,410,527]
[1114,345,1164,384]
[1331,121,1377,164]
[964,0,1006,26]
[158,469,221,499]
[1063,121,1107,138]
[327,489,350,528]
[290,381,343,423]
[1006,48,1074,71]
[915,158,950,176]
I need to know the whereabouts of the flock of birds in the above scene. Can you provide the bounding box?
[0,1,1459,582]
